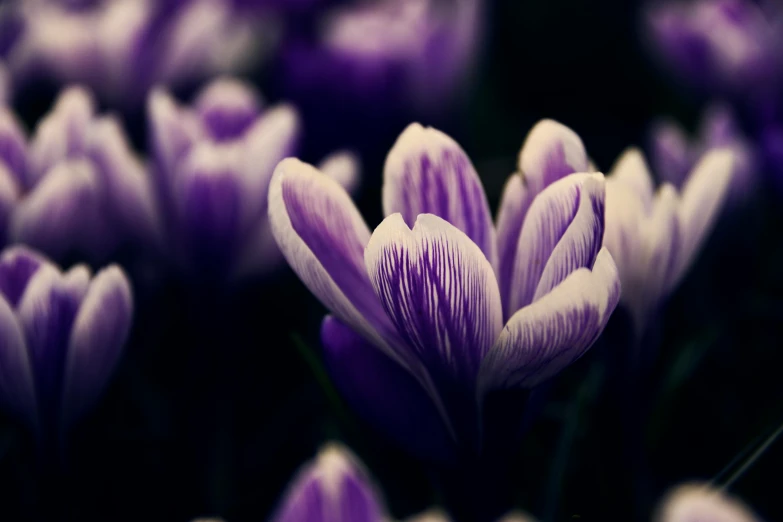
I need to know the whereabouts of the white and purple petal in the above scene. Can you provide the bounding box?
[0,293,36,429]
[607,148,655,211]
[0,246,46,308]
[383,123,496,265]
[650,119,692,190]
[494,174,534,315]
[0,107,28,188]
[365,213,503,384]
[0,164,20,245]
[194,76,263,141]
[517,119,589,194]
[318,150,361,195]
[479,248,620,392]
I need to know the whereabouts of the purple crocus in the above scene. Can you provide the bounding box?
[602,146,733,333]
[281,0,482,112]
[0,85,157,260]
[655,483,760,522]
[0,245,133,439]
[650,103,757,205]
[645,0,782,93]
[148,76,359,280]
[269,120,620,458]
[3,0,268,106]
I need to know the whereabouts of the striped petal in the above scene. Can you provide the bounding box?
[365,213,503,384]
[517,119,589,194]
[62,265,132,429]
[383,124,496,266]
[508,173,605,315]
[495,174,534,317]
[479,248,620,392]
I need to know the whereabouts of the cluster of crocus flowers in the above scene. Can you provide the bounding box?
[148,76,359,281]
[270,120,621,458]
[0,0,267,105]
[0,85,157,260]
[0,245,133,440]
[602,146,734,335]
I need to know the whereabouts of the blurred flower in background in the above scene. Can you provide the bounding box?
[270,121,619,460]
[0,85,157,261]
[0,245,133,442]
[0,0,274,106]
[655,483,760,522]
[148,76,359,281]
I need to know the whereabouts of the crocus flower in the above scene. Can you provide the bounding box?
[655,483,760,522]
[272,442,535,522]
[148,76,359,281]
[602,146,733,334]
[281,0,482,112]
[646,0,782,93]
[270,120,620,459]
[0,245,133,439]
[1,85,157,260]
[3,0,268,106]
[650,104,756,204]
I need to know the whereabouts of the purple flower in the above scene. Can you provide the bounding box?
[650,103,757,204]
[0,245,133,438]
[281,0,482,111]
[0,85,157,260]
[3,0,269,106]
[269,120,620,457]
[148,77,359,280]
[655,483,760,522]
[602,146,733,332]
[646,0,782,93]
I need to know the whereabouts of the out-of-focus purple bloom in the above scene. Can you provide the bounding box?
[0,245,132,438]
[3,0,272,106]
[655,483,760,522]
[0,61,9,104]
[405,510,536,522]
[270,120,620,458]
[646,0,782,93]
[650,104,757,204]
[603,146,733,333]
[0,85,157,260]
[148,77,359,280]
[281,0,482,112]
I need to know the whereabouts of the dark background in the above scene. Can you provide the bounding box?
[1,0,783,520]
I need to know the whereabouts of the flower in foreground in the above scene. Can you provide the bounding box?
[0,85,157,260]
[270,120,620,458]
[0,245,133,439]
[271,442,533,522]
[655,483,760,522]
[148,76,359,281]
[602,146,733,334]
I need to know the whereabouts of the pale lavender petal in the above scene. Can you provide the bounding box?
[607,148,655,211]
[0,294,36,428]
[479,247,620,392]
[495,174,534,316]
[0,108,28,188]
[498,512,538,522]
[508,173,605,315]
[671,148,733,289]
[656,483,760,522]
[62,265,132,428]
[650,119,692,190]
[0,245,47,308]
[194,77,263,141]
[268,158,407,362]
[10,159,99,259]
[0,164,20,245]
[517,119,589,194]
[85,116,160,245]
[365,213,503,384]
[383,123,496,265]
[272,443,385,522]
[405,509,451,522]
[28,86,96,186]
[318,150,361,195]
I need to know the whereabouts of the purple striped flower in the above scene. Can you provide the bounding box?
[148,77,359,280]
[650,104,757,205]
[0,85,157,260]
[0,245,133,439]
[603,146,734,333]
[655,483,760,522]
[281,0,482,111]
[2,0,268,106]
[646,0,783,93]
[270,120,620,458]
